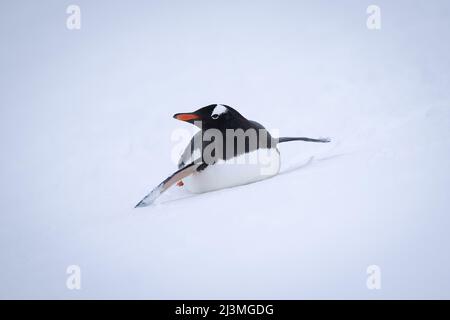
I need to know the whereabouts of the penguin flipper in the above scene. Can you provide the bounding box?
[135,162,202,208]
[278,137,331,143]
[178,131,203,169]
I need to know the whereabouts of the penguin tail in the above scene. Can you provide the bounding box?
[278,137,331,144]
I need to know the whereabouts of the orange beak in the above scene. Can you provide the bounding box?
[173,113,201,122]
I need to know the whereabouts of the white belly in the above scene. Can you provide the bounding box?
[183,148,281,194]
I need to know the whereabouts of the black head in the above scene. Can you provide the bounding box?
[173,104,245,129]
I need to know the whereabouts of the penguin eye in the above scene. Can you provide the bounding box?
[211,114,219,120]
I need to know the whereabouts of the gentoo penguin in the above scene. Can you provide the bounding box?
[135,104,329,207]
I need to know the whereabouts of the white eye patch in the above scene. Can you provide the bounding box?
[211,104,227,119]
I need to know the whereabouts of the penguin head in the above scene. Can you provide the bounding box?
[173,104,244,129]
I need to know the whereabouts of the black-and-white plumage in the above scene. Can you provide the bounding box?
[135,104,330,207]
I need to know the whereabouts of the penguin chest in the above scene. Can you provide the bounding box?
[183,148,281,194]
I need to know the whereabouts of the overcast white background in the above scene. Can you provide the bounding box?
[1,0,450,299]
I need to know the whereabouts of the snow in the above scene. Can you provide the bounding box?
[1,0,450,299]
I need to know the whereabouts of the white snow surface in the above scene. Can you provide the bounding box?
[1,1,450,299]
